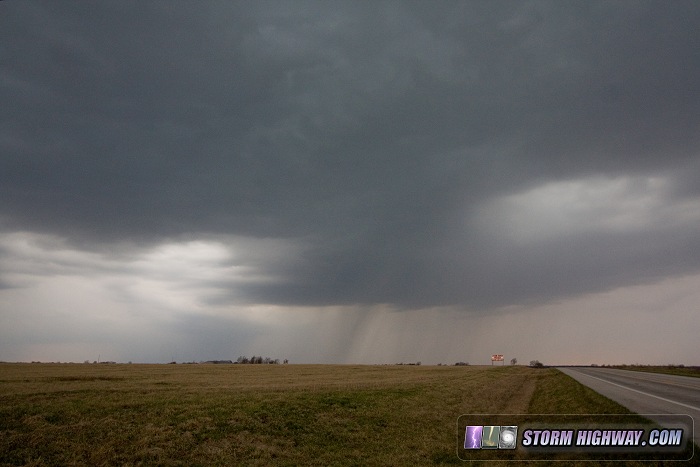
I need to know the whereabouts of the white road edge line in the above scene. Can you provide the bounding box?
[569,369,700,412]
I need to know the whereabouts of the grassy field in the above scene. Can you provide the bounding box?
[608,365,700,378]
[0,364,693,466]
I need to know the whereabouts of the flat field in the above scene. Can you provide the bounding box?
[0,364,690,466]
[608,365,700,378]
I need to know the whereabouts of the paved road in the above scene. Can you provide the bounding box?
[558,367,700,447]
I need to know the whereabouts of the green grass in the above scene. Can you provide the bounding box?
[0,364,693,466]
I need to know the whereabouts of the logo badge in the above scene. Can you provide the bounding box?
[465,425,518,449]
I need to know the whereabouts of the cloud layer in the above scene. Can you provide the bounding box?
[1,1,699,363]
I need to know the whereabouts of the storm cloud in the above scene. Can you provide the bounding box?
[1,1,699,363]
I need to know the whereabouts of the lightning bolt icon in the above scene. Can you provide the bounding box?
[464,426,483,449]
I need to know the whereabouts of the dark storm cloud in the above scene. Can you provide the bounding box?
[2,1,700,309]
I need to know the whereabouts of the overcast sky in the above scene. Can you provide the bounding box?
[2,1,699,365]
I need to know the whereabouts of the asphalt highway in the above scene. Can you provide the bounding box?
[558,367,700,447]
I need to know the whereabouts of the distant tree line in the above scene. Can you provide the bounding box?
[236,356,284,364]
